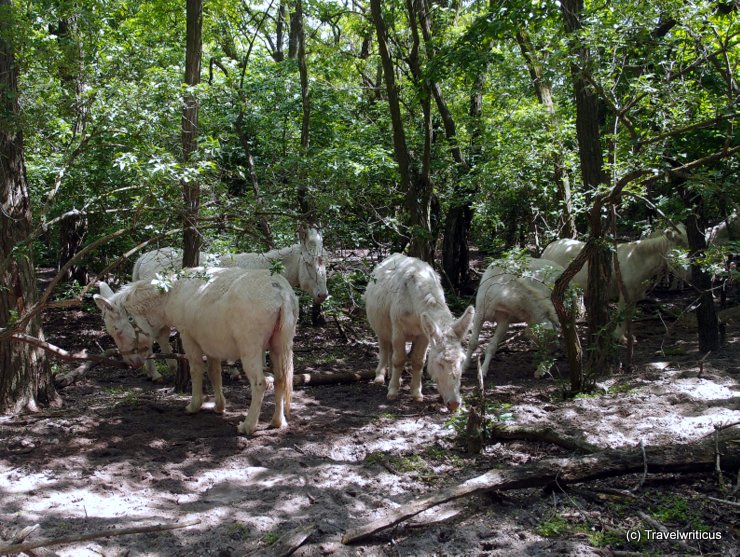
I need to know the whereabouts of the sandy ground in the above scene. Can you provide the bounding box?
[1,288,739,557]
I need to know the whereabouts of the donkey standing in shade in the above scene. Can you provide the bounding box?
[95,267,298,436]
[129,225,327,381]
[364,253,475,411]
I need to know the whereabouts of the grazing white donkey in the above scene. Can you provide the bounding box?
[540,225,687,340]
[130,225,326,381]
[364,253,474,411]
[133,225,328,303]
[463,257,564,378]
[95,267,298,435]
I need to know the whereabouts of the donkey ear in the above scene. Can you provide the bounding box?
[97,281,115,298]
[298,223,308,243]
[452,305,475,340]
[421,312,442,344]
[93,294,115,313]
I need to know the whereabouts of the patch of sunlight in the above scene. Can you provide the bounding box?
[669,378,737,401]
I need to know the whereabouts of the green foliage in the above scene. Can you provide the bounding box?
[446,399,514,444]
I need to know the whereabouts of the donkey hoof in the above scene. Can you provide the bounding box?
[374,376,386,385]
[411,393,424,402]
[271,416,288,429]
[214,400,226,414]
[185,402,201,414]
[386,391,399,401]
[238,420,257,436]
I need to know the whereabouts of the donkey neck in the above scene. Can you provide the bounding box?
[273,243,302,288]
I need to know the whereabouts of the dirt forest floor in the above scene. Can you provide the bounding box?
[1,280,739,556]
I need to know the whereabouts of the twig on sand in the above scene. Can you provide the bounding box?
[0,519,201,555]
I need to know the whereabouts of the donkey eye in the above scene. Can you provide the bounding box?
[128,316,135,323]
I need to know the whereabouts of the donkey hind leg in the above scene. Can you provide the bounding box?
[207,356,226,413]
[480,315,510,378]
[238,351,268,435]
[409,336,429,402]
[387,333,407,400]
[374,338,392,385]
[181,334,206,414]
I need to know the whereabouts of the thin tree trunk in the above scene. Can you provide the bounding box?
[293,0,314,221]
[181,0,203,269]
[516,30,576,239]
[0,0,56,412]
[54,16,89,283]
[686,213,720,352]
[560,0,612,390]
[370,0,433,262]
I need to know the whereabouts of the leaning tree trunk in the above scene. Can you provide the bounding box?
[560,0,613,391]
[181,0,203,270]
[0,1,56,413]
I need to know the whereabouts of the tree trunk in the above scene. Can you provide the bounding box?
[686,212,720,352]
[370,0,433,262]
[0,1,56,412]
[54,16,90,283]
[181,0,203,269]
[343,427,740,544]
[516,30,576,239]
[58,210,88,284]
[560,0,612,389]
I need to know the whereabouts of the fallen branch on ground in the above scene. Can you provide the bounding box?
[54,348,120,387]
[0,519,200,555]
[11,333,129,369]
[293,369,376,386]
[246,524,315,557]
[342,427,740,544]
[489,423,601,454]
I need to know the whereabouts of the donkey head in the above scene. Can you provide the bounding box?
[297,225,329,304]
[420,305,475,412]
[94,282,153,369]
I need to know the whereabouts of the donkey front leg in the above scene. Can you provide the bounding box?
[238,352,268,435]
[374,338,391,385]
[408,336,429,402]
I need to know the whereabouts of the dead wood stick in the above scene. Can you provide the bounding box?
[0,519,200,555]
[341,429,740,544]
[489,424,601,454]
[293,369,376,386]
[246,524,315,557]
[637,511,697,554]
[706,496,740,508]
[11,333,130,369]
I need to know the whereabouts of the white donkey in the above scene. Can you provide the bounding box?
[130,225,327,381]
[463,257,564,378]
[541,225,687,340]
[94,267,298,436]
[364,253,475,411]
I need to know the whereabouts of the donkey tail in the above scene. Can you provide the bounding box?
[271,294,298,418]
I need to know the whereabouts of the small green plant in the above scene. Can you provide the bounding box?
[650,494,706,529]
[537,515,571,537]
[227,522,250,541]
[269,258,285,276]
[263,531,280,545]
[530,323,558,378]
